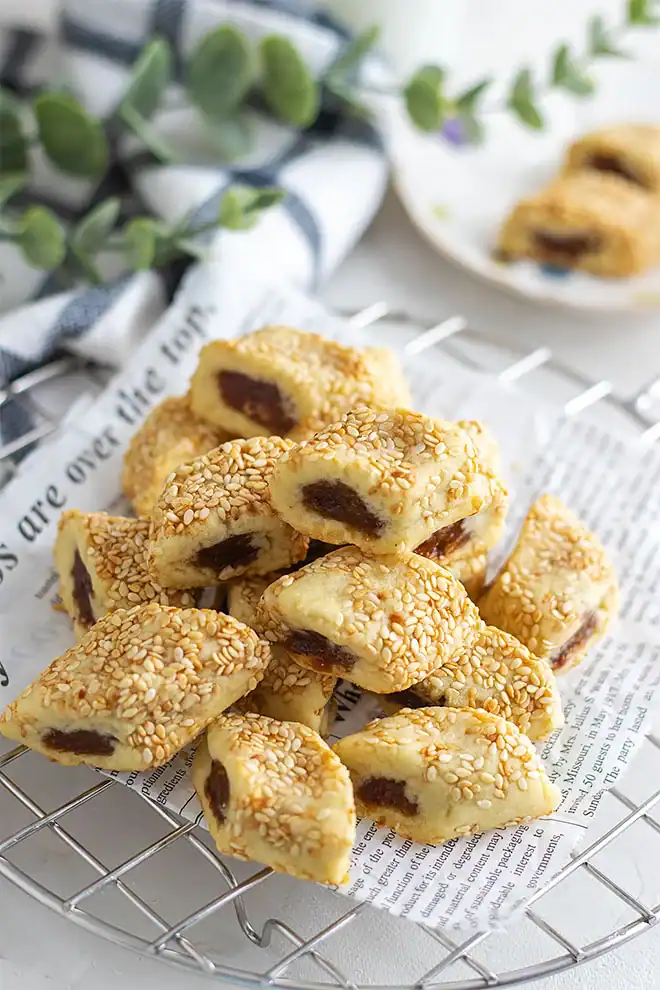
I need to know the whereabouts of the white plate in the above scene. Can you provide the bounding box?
[389,59,660,312]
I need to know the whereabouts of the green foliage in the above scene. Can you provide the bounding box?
[628,0,660,25]
[34,93,108,176]
[404,65,446,131]
[70,199,121,256]
[0,90,28,173]
[15,206,66,268]
[551,44,594,95]
[0,172,26,207]
[508,69,544,129]
[119,39,171,120]
[260,35,320,126]
[202,113,253,160]
[589,16,627,56]
[186,26,254,118]
[219,186,285,230]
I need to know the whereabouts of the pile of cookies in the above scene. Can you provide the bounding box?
[0,325,618,886]
[498,124,660,277]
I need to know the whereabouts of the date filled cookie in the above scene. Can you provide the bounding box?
[378,623,563,741]
[227,573,337,735]
[257,546,482,693]
[479,494,617,673]
[496,172,660,277]
[149,436,308,588]
[189,325,411,440]
[334,707,561,844]
[269,408,507,558]
[192,712,355,884]
[0,603,271,771]
[54,510,195,639]
[563,124,660,194]
[122,395,229,516]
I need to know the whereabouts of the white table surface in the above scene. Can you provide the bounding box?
[2,185,659,990]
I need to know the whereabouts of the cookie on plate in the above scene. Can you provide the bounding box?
[563,124,660,194]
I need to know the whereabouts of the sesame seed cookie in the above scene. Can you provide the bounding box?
[149,436,308,588]
[0,603,271,771]
[268,407,507,558]
[257,546,481,694]
[563,124,660,194]
[448,551,488,602]
[54,510,195,639]
[376,623,563,741]
[192,712,356,884]
[227,573,337,735]
[189,326,411,440]
[333,707,561,844]
[479,494,618,673]
[122,395,229,516]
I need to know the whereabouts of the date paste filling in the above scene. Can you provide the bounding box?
[533,230,602,264]
[586,153,646,188]
[195,534,260,572]
[301,480,385,536]
[205,759,231,824]
[283,628,357,673]
[218,370,296,434]
[550,611,598,671]
[415,519,469,560]
[357,776,419,816]
[72,549,96,629]
[43,727,117,756]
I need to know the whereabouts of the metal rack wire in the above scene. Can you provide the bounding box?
[1,304,660,989]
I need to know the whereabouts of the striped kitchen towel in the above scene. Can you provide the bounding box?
[0,0,389,458]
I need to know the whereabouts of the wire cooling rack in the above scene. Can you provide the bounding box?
[1,304,660,990]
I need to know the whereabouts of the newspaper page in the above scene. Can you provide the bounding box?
[1,257,660,935]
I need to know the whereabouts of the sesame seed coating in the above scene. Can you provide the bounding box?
[192,712,355,884]
[268,407,507,556]
[257,546,482,693]
[54,510,195,639]
[189,325,411,440]
[227,573,337,734]
[149,436,308,587]
[333,707,561,844]
[0,603,272,772]
[384,623,563,740]
[479,494,618,672]
[447,552,488,602]
[122,395,229,516]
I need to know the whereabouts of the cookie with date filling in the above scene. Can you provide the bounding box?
[269,408,507,559]
[0,603,271,771]
[563,124,660,194]
[54,510,195,639]
[448,551,488,602]
[189,325,410,440]
[479,494,617,673]
[122,395,229,516]
[257,546,481,694]
[334,707,561,844]
[149,436,308,588]
[496,172,660,277]
[375,623,563,741]
[192,712,355,884]
[227,573,337,735]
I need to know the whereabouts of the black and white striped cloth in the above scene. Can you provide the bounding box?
[0,0,389,456]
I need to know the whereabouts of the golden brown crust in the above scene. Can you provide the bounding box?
[122,395,228,516]
[563,124,660,193]
[497,172,660,277]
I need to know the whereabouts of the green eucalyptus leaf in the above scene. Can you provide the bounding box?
[120,38,171,119]
[326,25,380,85]
[119,104,176,162]
[71,198,121,256]
[510,98,544,130]
[0,89,28,172]
[588,15,627,56]
[16,206,66,269]
[457,113,484,144]
[66,251,104,285]
[508,69,544,130]
[122,217,157,269]
[551,44,571,85]
[200,112,252,160]
[219,185,284,230]
[562,73,595,96]
[186,25,253,118]
[455,78,491,112]
[510,68,535,105]
[404,65,446,131]
[0,171,27,207]
[324,76,371,119]
[260,35,320,127]
[34,93,108,177]
[628,0,659,24]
